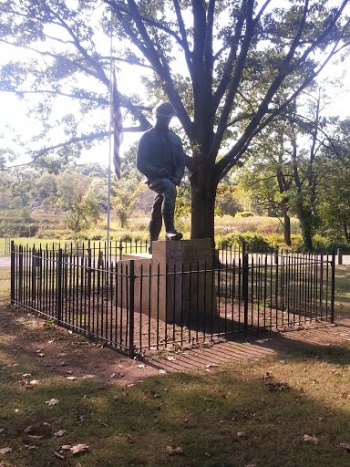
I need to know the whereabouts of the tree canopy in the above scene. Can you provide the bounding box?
[1,0,350,241]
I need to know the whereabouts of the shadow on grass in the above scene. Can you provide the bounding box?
[1,332,350,467]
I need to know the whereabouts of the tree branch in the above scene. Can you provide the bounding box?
[214,5,350,182]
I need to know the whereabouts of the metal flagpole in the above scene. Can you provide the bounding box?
[106,6,114,263]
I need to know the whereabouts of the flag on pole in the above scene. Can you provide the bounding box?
[111,70,123,179]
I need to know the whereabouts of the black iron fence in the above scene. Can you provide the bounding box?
[10,241,335,358]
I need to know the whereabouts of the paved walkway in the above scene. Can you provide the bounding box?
[151,320,350,373]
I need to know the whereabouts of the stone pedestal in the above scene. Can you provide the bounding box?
[118,240,217,325]
[151,239,217,323]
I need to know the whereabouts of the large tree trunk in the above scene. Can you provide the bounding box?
[283,212,291,246]
[299,211,313,251]
[190,175,217,242]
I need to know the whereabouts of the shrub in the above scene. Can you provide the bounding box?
[235,211,254,218]
[312,234,350,253]
[217,232,272,251]
[90,234,103,241]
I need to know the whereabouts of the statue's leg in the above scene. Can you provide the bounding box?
[149,178,183,241]
[148,193,163,253]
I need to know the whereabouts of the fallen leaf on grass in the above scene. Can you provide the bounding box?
[66,376,77,381]
[70,443,90,455]
[303,434,319,444]
[23,422,52,440]
[237,431,247,439]
[21,379,39,388]
[54,429,67,437]
[0,447,12,455]
[54,450,65,460]
[339,443,350,452]
[166,446,183,455]
[111,372,125,379]
[45,398,59,406]
[61,444,72,450]
[27,435,43,440]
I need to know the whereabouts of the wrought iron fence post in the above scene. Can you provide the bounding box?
[57,248,63,322]
[129,260,135,359]
[331,250,335,324]
[18,244,23,303]
[32,246,36,305]
[118,239,123,261]
[10,240,15,304]
[242,242,249,334]
[87,241,92,297]
[275,247,279,312]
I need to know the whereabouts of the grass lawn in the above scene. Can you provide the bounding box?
[0,265,350,466]
[0,238,72,257]
[334,265,350,315]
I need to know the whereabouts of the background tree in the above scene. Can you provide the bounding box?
[237,87,342,249]
[215,184,242,218]
[1,1,350,243]
[237,123,294,246]
[318,158,350,244]
[317,118,350,244]
[65,189,100,234]
[111,178,139,228]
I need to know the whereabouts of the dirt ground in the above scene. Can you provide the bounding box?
[2,298,350,388]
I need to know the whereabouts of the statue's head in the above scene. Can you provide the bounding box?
[153,101,177,119]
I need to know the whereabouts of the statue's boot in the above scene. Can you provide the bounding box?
[163,206,183,241]
[148,219,162,254]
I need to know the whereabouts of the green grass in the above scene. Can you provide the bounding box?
[0,267,10,302]
[334,265,350,315]
[1,265,350,466]
[0,237,11,256]
[1,316,350,467]
[0,214,301,256]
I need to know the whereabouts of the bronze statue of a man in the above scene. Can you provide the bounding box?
[137,102,185,253]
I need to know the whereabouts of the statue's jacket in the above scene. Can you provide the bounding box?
[137,127,185,184]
